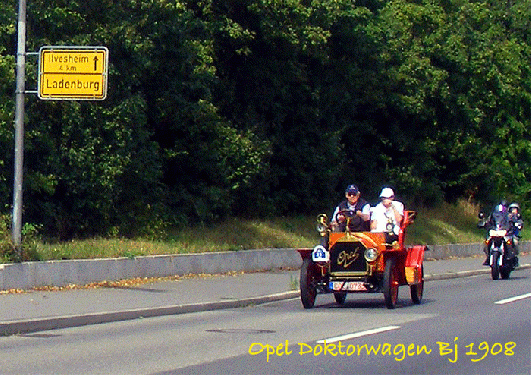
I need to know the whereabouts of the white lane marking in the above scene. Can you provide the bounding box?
[495,293,531,305]
[316,325,400,344]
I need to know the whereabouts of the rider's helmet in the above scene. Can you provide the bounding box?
[495,201,507,213]
[508,202,519,213]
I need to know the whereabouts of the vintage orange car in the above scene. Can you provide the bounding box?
[297,210,427,309]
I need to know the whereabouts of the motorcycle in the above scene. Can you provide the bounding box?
[478,210,520,280]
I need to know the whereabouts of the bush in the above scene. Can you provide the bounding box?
[0,214,42,263]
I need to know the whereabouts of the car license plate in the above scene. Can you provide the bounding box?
[329,281,367,292]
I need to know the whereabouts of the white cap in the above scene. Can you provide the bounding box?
[380,188,395,198]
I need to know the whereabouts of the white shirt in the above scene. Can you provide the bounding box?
[370,201,404,233]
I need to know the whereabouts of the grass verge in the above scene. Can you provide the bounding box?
[4,200,525,263]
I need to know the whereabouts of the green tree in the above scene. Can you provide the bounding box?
[2,0,531,239]
[0,5,16,206]
[19,0,269,236]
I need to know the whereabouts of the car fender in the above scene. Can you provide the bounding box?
[297,248,313,260]
[404,245,427,285]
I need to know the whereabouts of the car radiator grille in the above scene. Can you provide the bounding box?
[329,242,367,275]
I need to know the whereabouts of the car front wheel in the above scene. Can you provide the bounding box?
[300,257,317,309]
[383,258,399,309]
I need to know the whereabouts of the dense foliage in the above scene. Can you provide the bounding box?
[0,0,530,240]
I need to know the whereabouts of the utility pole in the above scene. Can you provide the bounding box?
[13,0,27,258]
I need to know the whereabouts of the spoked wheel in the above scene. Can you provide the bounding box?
[410,266,424,305]
[383,258,399,309]
[334,292,347,305]
[300,257,318,309]
[491,253,500,280]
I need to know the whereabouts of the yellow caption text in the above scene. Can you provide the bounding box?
[248,338,516,363]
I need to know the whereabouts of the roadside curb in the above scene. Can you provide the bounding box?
[425,263,531,281]
[0,291,300,336]
[2,264,529,336]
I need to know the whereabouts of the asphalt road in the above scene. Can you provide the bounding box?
[0,268,529,375]
[177,269,531,375]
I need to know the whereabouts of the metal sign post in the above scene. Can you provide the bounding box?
[11,1,108,259]
[12,0,27,257]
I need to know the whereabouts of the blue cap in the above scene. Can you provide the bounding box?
[345,184,359,194]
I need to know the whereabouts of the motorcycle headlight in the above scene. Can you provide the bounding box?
[364,248,378,262]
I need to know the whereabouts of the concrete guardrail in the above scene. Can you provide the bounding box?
[0,241,528,290]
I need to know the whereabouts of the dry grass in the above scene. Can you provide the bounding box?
[35,217,319,260]
[406,200,486,245]
[33,200,513,261]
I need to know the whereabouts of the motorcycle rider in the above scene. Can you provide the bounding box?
[330,184,371,232]
[480,201,508,266]
[507,202,523,267]
[508,203,522,235]
[480,200,522,267]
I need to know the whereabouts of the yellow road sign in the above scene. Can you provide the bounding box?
[40,49,107,74]
[38,47,108,100]
[39,74,105,97]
